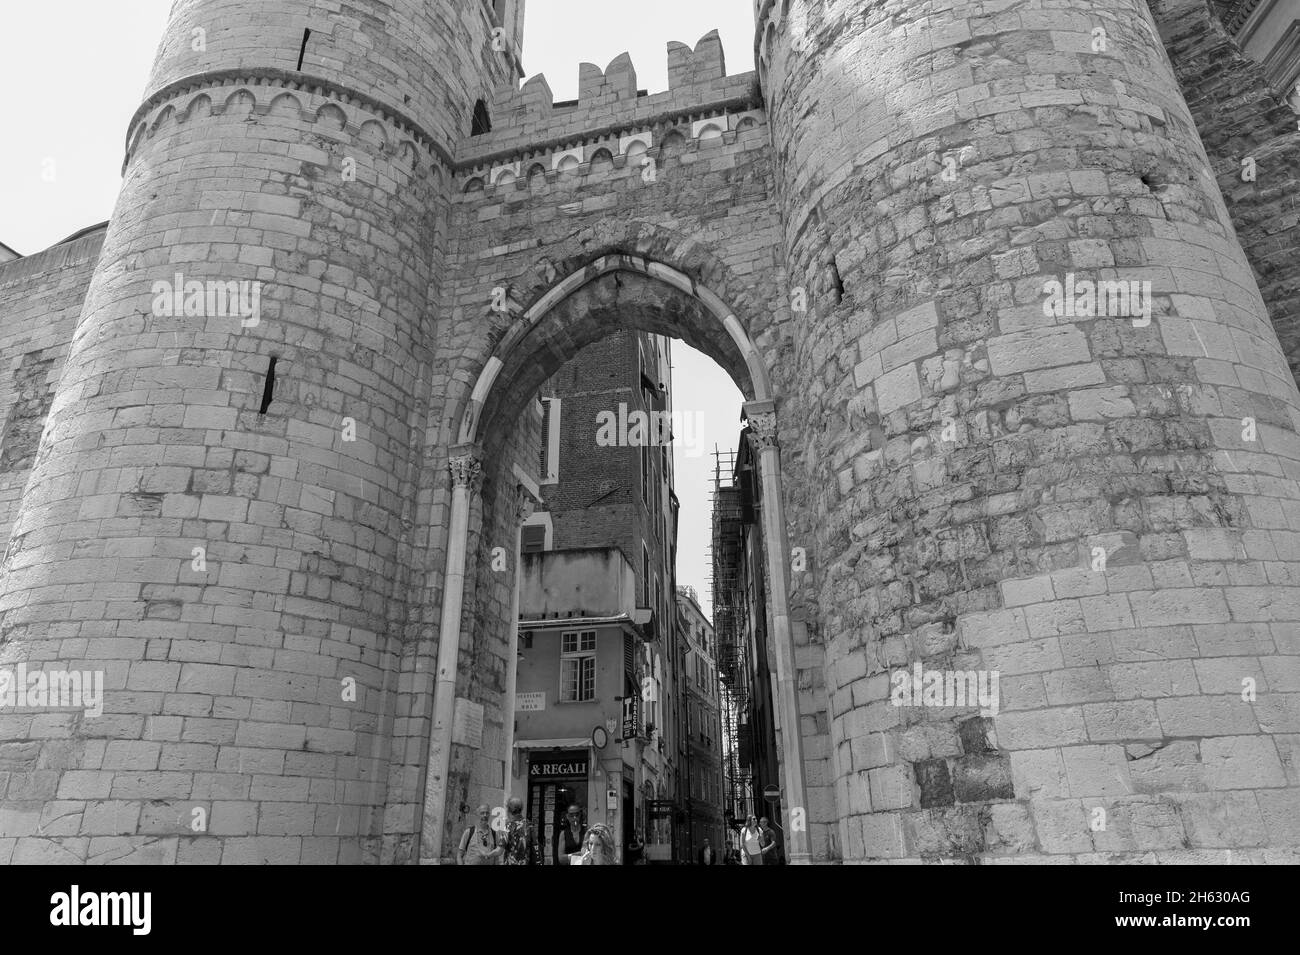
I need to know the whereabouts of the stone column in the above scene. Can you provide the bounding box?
[744,400,811,865]
[420,448,481,863]
[501,483,536,808]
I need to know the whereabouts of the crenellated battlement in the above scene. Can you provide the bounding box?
[459,31,758,168]
[454,105,767,198]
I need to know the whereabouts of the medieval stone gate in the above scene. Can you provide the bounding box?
[1,0,1298,864]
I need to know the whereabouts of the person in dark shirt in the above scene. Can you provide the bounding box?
[759,816,782,865]
[554,804,587,865]
[625,829,644,865]
[502,797,536,865]
[698,838,715,865]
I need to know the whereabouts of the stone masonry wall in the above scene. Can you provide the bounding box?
[0,81,439,866]
[1151,0,1300,383]
[765,0,1300,862]
[436,40,839,860]
[0,0,517,864]
[0,229,104,565]
[143,0,514,153]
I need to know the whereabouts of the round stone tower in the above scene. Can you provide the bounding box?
[762,0,1300,861]
[0,0,516,864]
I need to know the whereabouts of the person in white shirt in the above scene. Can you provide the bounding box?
[740,816,765,865]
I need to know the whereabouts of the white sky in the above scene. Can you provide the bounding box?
[0,0,754,619]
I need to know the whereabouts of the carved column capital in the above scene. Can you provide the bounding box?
[448,452,483,493]
[747,410,779,453]
[515,484,537,525]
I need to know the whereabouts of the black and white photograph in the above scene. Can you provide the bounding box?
[0,0,1296,933]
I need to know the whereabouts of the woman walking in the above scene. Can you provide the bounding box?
[740,815,765,865]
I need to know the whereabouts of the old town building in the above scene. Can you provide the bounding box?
[507,328,685,863]
[677,586,726,861]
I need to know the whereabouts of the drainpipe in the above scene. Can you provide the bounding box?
[420,447,481,863]
[743,400,810,865]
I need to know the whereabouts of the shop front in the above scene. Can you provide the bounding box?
[527,748,590,865]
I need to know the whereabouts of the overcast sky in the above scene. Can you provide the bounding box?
[0,0,755,619]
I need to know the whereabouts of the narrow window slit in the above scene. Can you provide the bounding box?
[826,255,844,304]
[471,99,492,136]
[259,357,277,415]
[297,29,312,71]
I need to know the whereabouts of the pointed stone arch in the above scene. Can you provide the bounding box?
[457,254,771,448]
[421,250,810,865]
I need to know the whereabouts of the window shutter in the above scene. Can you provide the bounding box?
[521,524,546,553]
[539,398,550,477]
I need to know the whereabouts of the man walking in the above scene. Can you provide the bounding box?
[457,804,504,865]
[758,816,781,865]
[698,838,715,866]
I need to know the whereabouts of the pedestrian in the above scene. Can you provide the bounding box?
[554,803,587,865]
[739,815,765,865]
[574,823,616,864]
[501,796,536,866]
[698,838,715,865]
[457,804,504,865]
[758,816,781,864]
[625,828,644,865]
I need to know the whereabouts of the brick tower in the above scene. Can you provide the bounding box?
[762,0,1300,861]
[0,0,519,864]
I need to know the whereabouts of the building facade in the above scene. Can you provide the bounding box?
[712,438,783,843]
[517,328,683,861]
[677,586,725,862]
[2,0,1300,863]
[1216,0,1300,102]
[510,547,657,865]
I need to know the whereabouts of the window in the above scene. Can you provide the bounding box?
[642,546,650,606]
[521,523,547,553]
[560,630,596,702]
[539,397,560,484]
[650,461,659,523]
[641,445,649,506]
[471,99,492,136]
[522,511,553,552]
